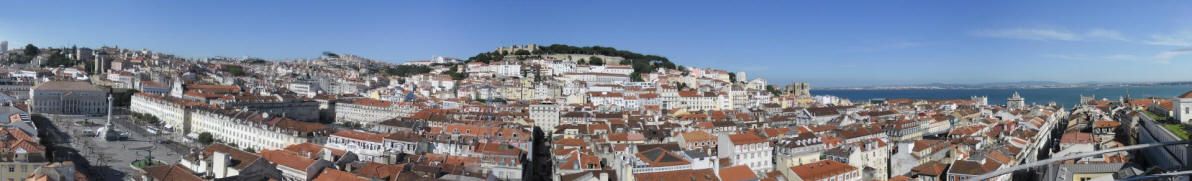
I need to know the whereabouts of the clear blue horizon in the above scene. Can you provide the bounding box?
[2,1,1192,87]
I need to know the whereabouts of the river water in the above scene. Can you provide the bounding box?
[813,85,1192,107]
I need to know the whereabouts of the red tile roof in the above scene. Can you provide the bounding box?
[350,98,394,107]
[193,144,260,169]
[718,165,759,181]
[1060,132,1094,144]
[187,84,242,93]
[608,132,645,142]
[911,161,948,176]
[261,149,317,170]
[1094,120,1121,128]
[313,168,369,181]
[680,130,717,142]
[633,168,717,181]
[789,160,857,181]
[282,142,348,159]
[1180,91,1192,98]
[141,164,203,181]
[558,152,601,170]
[331,130,389,143]
[727,133,767,145]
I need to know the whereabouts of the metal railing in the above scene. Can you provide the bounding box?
[968,140,1192,181]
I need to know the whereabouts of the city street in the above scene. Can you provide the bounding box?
[40,113,191,181]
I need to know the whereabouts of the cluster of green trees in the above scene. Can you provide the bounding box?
[766,85,783,96]
[4,44,38,64]
[41,51,74,68]
[110,89,139,107]
[243,58,268,64]
[322,51,339,58]
[539,44,679,81]
[382,65,433,76]
[677,82,691,90]
[537,44,667,61]
[24,44,39,56]
[197,131,250,153]
[466,52,505,64]
[6,44,86,68]
[131,112,161,125]
[579,57,605,66]
[444,66,468,80]
[466,44,681,82]
[198,132,214,145]
[225,65,247,76]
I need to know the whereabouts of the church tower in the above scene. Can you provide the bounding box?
[170,76,184,98]
[971,96,988,106]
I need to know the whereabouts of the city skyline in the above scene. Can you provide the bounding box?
[2,1,1191,180]
[3,1,1192,87]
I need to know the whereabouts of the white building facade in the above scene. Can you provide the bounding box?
[130,93,191,133]
[190,108,328,151]
[1175,91,1192,124]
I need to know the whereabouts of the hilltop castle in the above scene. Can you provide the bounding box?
[495,44,539,54]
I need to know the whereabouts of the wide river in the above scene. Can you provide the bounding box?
[813,85,1192,107]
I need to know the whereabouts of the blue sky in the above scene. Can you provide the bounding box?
[2,1,1192,87]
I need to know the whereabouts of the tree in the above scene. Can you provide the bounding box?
[451,72,468,80]
[322,51,339,58]
[467,52,502,64]
[6,54,30,65]
[577,59,588,65]
[110,89,139,107]
[24,44,39,56]
[589,57,604,66]
[198,132,214,145]
[631,73,644,82]
[226,66,247,76]
[514,50,531,55]
[144,115,160,125]
[766,85,782,96]
[42,52,74,68]
[384,65,432,77]
[244,147,256,153]
[445,66,469,80]
[728,72,737,83]
[244,58,267,64]
[83,58,96,75]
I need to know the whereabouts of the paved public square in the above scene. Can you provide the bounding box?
[41,112,190,181]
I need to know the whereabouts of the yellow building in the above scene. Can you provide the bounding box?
[0,128,46,181]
